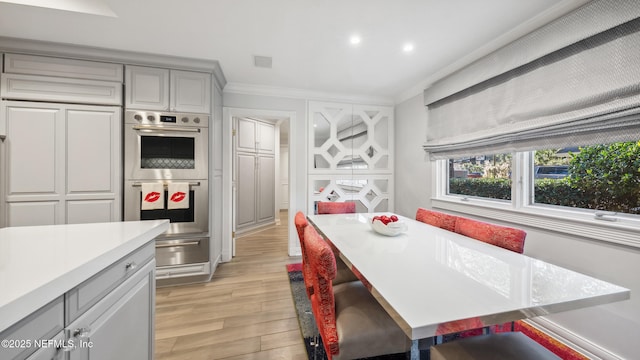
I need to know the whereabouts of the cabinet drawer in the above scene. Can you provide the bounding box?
[4,53,123,82]
[1,73,122,105]
[65,241,155,323]
[0,297,63,360]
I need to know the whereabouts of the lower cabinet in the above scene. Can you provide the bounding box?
[0,244,155,360]
[66,260,155,360]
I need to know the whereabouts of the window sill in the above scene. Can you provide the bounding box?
[432,196,640,249]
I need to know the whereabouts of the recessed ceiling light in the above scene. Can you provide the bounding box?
[349,35,361,46]
[403,43,415,53]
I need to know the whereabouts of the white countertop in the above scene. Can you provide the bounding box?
[308,213,631,339]
[0,220,169,332]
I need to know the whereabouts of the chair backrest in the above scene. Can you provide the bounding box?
[294,211,314,298]
[317,201,356,214]
[303,224,339,357]
[415,208,458,232]
[294,211,308,241]
[455,217,526,254]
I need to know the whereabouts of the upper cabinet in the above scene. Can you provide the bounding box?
[124,66,169,111]
[125,65,211,113]
[1,53,123,106]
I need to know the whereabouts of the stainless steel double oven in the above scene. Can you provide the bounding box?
[123,110,209,284]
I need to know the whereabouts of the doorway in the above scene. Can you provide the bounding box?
[222,108,296,262]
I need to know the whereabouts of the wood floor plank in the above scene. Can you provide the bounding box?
[155,211,308,359]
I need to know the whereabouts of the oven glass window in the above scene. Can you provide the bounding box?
[140,136,195,169]
[140,190,195,223]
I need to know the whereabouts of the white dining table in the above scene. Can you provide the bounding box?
[307,213,630,358]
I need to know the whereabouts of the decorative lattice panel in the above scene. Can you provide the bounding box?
[309,102,393,173]
[308,101,394,214]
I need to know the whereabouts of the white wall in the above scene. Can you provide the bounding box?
[280,145,289,210]
[394,93,430,218]
[394,94,640,359]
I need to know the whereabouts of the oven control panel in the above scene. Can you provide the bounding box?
[126,110,208,128]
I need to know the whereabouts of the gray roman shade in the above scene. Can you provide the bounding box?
[423,0,640,159]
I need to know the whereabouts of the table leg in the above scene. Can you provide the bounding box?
[410,340,419,360]
[409,338,435,359]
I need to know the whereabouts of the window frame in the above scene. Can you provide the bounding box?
[432,152,640,248]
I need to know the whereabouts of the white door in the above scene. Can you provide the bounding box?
[257,155,275,223]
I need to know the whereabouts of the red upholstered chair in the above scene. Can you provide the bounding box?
[294,211,314,298]
[454,217,526,254]
[453,217,527,338]
[315,201,359,286]
[415,208,458,232]
[303,225,411,360]
[317,201,356,214]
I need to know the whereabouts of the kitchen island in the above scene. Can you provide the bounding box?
[0,220,169,360]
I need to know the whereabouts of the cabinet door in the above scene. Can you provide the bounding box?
[257,122,275,154]
[170,70,211,113]
[257,155,275,223]
[66,200,116,224]
[235,117,257,152]
[125,66,169,111]
[2,102,64,226]
[66,107,120,194]
[68,261,154,360]
[1,102,121,226]
[66,106,121,222]
[236,153,257,229]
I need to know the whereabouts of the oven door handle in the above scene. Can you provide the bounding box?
[132,125,201,133]
[132,181,200,187]
[156,240,201,248]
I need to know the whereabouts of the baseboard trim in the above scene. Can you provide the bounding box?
[526,318,624,360]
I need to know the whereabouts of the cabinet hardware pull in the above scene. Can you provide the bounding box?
[73,327,91,339]
[156,241,200,248]
[131,181,200,187]
[132,125,200,133]
[125,262,137,271]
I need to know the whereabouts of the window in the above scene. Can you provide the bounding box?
[533,141,640,215]
[435,141,640,247]
[448,153,512,201]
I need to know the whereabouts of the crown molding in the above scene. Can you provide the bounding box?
[223,82,394,106]
[0,36,227,88]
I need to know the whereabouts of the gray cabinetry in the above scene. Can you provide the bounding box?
[66,260,155,360]
[0,243,155,360]
[0,297,64,360]
[234,117,276,232]
[0,101,121,226]
[125,65,211,113]
[1,53,123,106]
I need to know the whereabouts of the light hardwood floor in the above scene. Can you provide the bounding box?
[155,211,308,360]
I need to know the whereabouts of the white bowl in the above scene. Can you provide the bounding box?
[370,219,408,236]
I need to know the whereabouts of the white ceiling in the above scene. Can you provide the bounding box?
[0,0,589,103]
